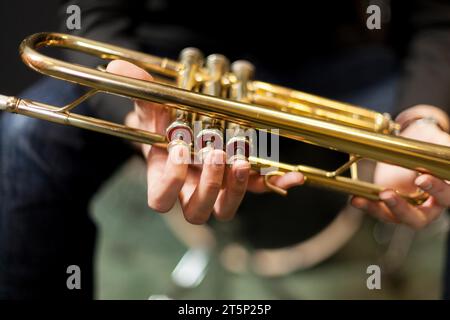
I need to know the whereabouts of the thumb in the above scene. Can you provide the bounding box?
[106,59,154,82]
[374,162,417,193]
[106,60,170,134]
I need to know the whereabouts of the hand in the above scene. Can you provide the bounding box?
[351,105,450,229]
[106,60,304,224]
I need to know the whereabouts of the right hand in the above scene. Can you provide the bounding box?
[107,60,304,225]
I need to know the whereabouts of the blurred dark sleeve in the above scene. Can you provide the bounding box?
[396,0,450,115]
[59,0,146,123]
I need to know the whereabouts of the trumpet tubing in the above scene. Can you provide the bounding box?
[1,32,449,205]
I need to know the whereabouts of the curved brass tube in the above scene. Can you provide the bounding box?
[1,32,449,205]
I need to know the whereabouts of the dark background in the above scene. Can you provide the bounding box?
[0,0,59,94]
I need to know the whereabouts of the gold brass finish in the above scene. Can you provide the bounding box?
[1,32,450,205]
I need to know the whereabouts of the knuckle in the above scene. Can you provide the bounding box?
[204,179,223,192]
[148,202,170,213]
[184,212,208,225]
[214,196,241,221]
[148,196,172,213]
[215,210,235,222]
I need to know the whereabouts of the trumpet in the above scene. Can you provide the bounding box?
[1,32,449,204]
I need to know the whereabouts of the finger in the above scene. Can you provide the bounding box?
[248,172,304,193]
[379,190,430,229]
[106,60,169,133]
[106,60,154,119]
[124,111,149,152]
[418,196,445,223]
[146,143,190,213]
[125,111,140,128]
[374,162,418,193]
[272,172,305,190]
[178,165,202,207]
[351,197,397,223]
[183,150,226,224]
[415,174,450,207]
[213,159,251,221]
[106,59,153,82]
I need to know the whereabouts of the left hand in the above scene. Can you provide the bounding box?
[351,105,450,229]
[107,60,303,224]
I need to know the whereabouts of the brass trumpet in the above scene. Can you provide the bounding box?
[1,32,449,204]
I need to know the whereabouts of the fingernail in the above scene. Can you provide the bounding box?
[380,191,397,207]
[415,178,432,191]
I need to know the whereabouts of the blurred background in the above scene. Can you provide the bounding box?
[0,1,448,299]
